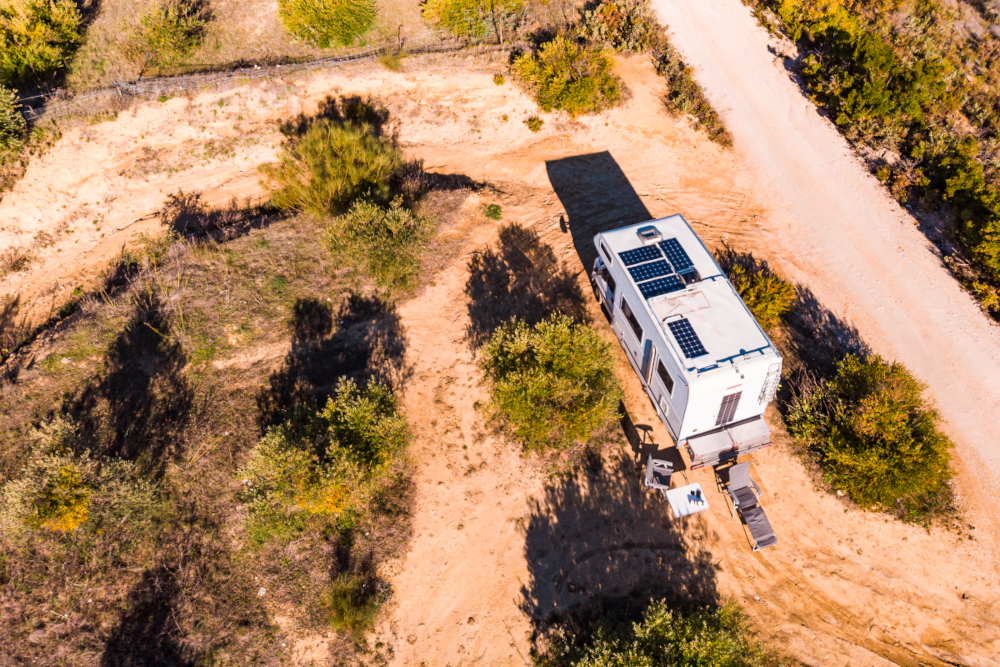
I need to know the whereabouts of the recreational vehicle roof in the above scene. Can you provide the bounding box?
[596,215,777,377]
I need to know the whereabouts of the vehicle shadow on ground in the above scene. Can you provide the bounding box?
[257,293,409,430]
[465,222,588,348]
[546,151,652,273]
[519,452,718,643]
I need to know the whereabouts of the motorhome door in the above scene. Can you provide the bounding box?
[618,296,646,369]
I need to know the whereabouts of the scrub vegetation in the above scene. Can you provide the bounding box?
[480,314,623,451]
[0,100,459,663]
[747,0,1000,316]
[536,599,779,667]
[512,36,623,117]
[788,354,953,520]
[278,0,377,47]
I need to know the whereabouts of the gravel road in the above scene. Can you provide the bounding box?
[650,0,1000,509]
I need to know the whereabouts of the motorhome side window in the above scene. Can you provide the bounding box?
[600,241,613,265]
[621,299,643,340]
[603,271,616,295]
[656,360,674,394]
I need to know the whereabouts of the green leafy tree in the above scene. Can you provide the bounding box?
[278,0,377,47]
[0,0,82,87]
[512,36,623,117]
[0,84,25,153]
[539,600,778,667]
[788,354,953,518]
[261,119,403,218]
[480,314,623,450]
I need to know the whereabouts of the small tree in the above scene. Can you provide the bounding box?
[717,247,796,331]
[0,84,25,153]
[788,354,953,518]
[260,119,403,218]
[278,0,376,47]
[539,600,778,667]
[512,36,623,117]
[0,0,82,87]
[480,314,622,450]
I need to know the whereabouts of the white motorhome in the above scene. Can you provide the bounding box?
[591,215,782,468]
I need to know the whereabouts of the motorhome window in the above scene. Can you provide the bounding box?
[604,272,616,295]
[621,299,643,341]
[656,360,674,394]
[600,241,613,265]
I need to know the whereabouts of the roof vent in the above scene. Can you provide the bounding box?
[636,225,662,245]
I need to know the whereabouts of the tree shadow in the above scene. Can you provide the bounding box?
[784,285,869,380]
[519,452,718,644]
[280,94,392,142]
[159,190,281,240]
[66,291,193,477]
[99,565,193,667]
[545,152,652,274]
[465,222,588,348]
[257,293,408,430]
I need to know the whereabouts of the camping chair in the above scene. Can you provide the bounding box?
[725,462,777,551]
[643,454,673,498]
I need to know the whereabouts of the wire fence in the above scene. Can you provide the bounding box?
[18,30,508,124]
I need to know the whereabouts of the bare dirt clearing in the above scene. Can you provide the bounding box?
[2,52,999,665]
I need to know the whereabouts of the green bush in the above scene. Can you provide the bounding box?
[484,203,502,219]
[422,0,523,42]
[525,115,544,132]
[539,600,778,667]
[238,378,409,542]
[653,39,733,147]
[578,0,660,53]
[323,198,433,292]
[788,354,953,519]
[125,0,209,74]
[718,249,796,330]
[278,0,376,47]
[0,84,24,153]
[480,314,623,450]
[261,119,403,218]
[512,36,623,117]
[0,0,81,87]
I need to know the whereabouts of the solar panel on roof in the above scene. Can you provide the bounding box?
[667,318,708,358]
[618,246,662,266]
[637,275,684,298]
[628,260,673,283]
[659,239,694,272]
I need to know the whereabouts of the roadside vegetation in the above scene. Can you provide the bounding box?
[0,0,82,89]
[512,36,623,117]
[788,354,953,519]
[536,599,779,667]
[480,314,623,451]
[747,0,1000,316]
[718,246,955,523]
[124,0,210,77]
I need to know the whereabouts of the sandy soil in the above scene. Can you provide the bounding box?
[3,51,1000,665]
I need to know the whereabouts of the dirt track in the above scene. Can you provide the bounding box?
[2,51,1000,666]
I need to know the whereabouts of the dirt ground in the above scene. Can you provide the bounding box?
[3,51,1000,666]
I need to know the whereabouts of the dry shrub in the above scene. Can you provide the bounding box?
[123,0,210,75]
[422,0,524,42]
[653,39,733,147]
[577,0,660,53]
[0,244,32,276]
